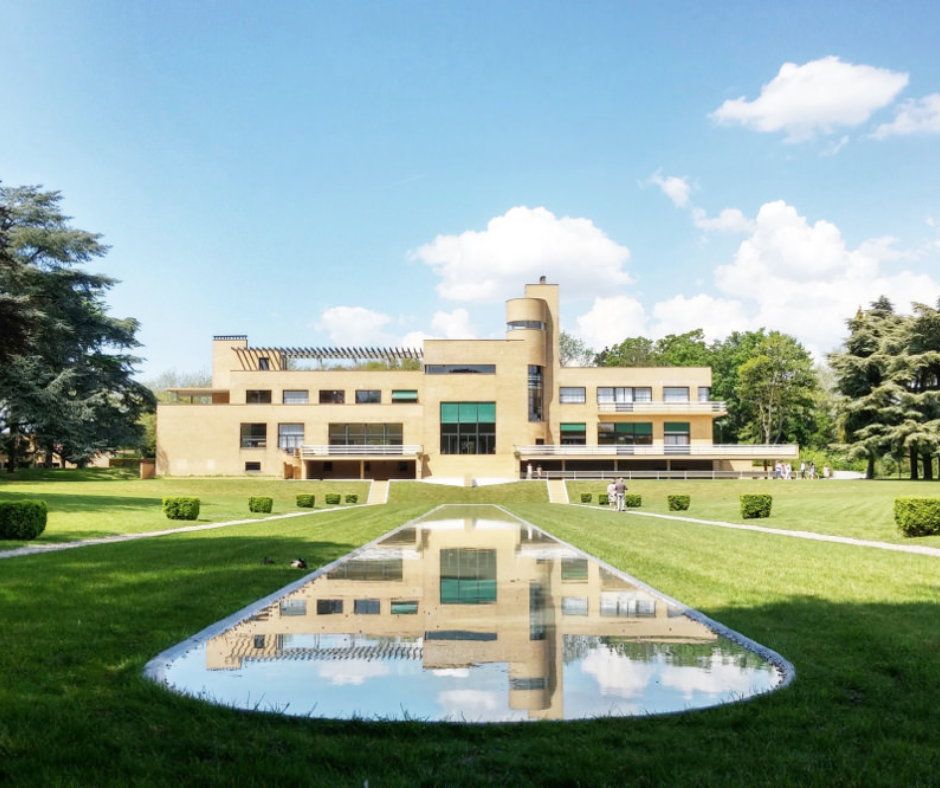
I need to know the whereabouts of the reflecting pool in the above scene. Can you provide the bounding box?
[148,505,791,722]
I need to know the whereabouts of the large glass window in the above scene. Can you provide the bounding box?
[355,390,381,404]
[560,423,586,445]
[597,387,652,405]
[329,423,403,446]
[507,320,545,331]
[528,365,544,422]
[319,390,345,404]
[559,387,586,404]
[440,549,497,604]
[246,390,272,403]
[391,390,418,403]
[663,387,690,402]
[597,422,653,446]
[278,423,304,450]
[425,364,496,374]
[664,422,691,450]
[440,402,496,454]
[283,390,309,404]
[240,423,267,448]
[698,387,711,402]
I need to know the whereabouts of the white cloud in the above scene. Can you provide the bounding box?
[710,56,909,142]
[430,308,475,338]
[575,295,648,350]
[651,294,753,340]
[873,93,940,138]
[409,206,632,303]
[648,171,692,207]
[316,305,394,346]
[691,207,755,234]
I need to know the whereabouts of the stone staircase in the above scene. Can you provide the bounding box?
[367,479,389,505]
[547,478,569,504]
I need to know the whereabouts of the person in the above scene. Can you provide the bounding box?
[526,462,533,480]
[823,464,830,480]
[774,461,782,479]
[809,461,816,480]
[800,461,806,480]
[606,480,616,508]
[614,478,627,512]
[536,464,543,479]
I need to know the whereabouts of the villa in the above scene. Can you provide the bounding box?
[155,279,796,480]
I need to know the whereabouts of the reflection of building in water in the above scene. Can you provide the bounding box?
[205,515,717,720]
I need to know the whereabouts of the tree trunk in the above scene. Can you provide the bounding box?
[910,446,919,480]
[922,453,935,481]
[866,454,875,480]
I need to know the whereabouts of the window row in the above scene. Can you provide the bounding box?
[559,386,711,404]
[240,422,404,449]
[247,389,418,404]
[274,598,420,618]
[560,422,690,445]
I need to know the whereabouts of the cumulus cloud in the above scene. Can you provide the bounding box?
[409,206,632,303]
[873,93,940,138]
[317,305,394,346]
[710,56,909,142]
[651,294,753,340]
[575,295,648,350]
[648,171,692,207]
[691,207,755,234]
[430,308,475,338]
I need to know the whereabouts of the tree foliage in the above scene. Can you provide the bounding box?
[0,185,155,470]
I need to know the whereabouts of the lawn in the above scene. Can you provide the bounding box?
[2,473,940,786]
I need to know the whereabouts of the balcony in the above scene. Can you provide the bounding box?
[514,443,799,458]
[299,444,423,457]
[595,401,727,414]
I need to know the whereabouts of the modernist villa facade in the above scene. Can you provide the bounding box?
[156,280,797,480]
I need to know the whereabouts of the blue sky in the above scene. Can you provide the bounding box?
[3,1,940,379]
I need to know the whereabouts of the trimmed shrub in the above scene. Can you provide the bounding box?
[741,494,772,519]
[598,493,609,506]
[249,496,273,514]
[580,493,592,504]
[894,497,940,537]
[163,497,200,521]
[625,494,642,508]
[296,494,315,508]
[0,500,48,540]
[345,494,358,505]
[668,495,690,511]
[325,494,341,505]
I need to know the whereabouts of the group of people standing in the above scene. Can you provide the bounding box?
[606,478,628,511]
[774,461,830,480]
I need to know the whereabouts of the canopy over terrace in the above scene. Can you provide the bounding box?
[236,345,424,369]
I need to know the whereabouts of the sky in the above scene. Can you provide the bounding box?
[3,1,940,380]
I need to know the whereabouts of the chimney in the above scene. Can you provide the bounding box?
[539,276,546,284]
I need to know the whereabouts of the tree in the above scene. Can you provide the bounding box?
[0,185,155,470]
[559,332,595,367]
[709,330,767,443]
[595,336,655,367]
[652,329,711,367]
[736,332,817,444]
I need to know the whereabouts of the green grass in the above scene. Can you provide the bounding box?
[2,473,940,785]
[389,480,549,505]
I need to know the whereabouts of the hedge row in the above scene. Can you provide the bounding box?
[0,500,48,540]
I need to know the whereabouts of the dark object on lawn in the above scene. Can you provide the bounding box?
[290,558,308,569]
[261,556,275,565]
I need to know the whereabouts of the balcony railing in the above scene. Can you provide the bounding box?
[515,443,799,458]
[299,444,422,457]
[596,401,727,414]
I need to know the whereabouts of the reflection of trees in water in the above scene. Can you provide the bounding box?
[562,635,766,670]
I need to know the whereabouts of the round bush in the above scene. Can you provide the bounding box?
[894,497,940,537]
[741,494,772,519]
[296,494,315,508]
[625,494,642,508]
[0,500,48,540]
[580,493,592,504]
[325,494,341,505]
[668,495,690,511]
[162,497,200,521]
[249,496,273,513]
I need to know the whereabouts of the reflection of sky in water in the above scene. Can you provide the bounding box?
[156,506,787,722]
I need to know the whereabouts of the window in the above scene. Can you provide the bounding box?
[528,365,543,422]
[253,635,265,649]
[600,592,656,617]
[240,423,267,448]
[506,320,545,330]
[316,599,343,615]
[283,390,309,404]
[698,387,711,402]
[425,364,496,374]
[440,549,497,604]
[561,557,589,582]
[319,390,345,404]
[278,423,304,450]
[390,600,418,615]
[559,387,586,404]
[329,423,403,446]
[560,423,586,445]
[664,422,690,451]
[562,597,589,616]
[246,390,272,403]
[391,390,418,403]
[279,599,307,616]
[440,402,496,455]
[328,557,403,581]
[354,599,381,615]
[355,390,381,404]
[663,387,690,402]
[597,387,652,406]
[597,422,653,446]
[244,461,261,472]
[258,357,270,370]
